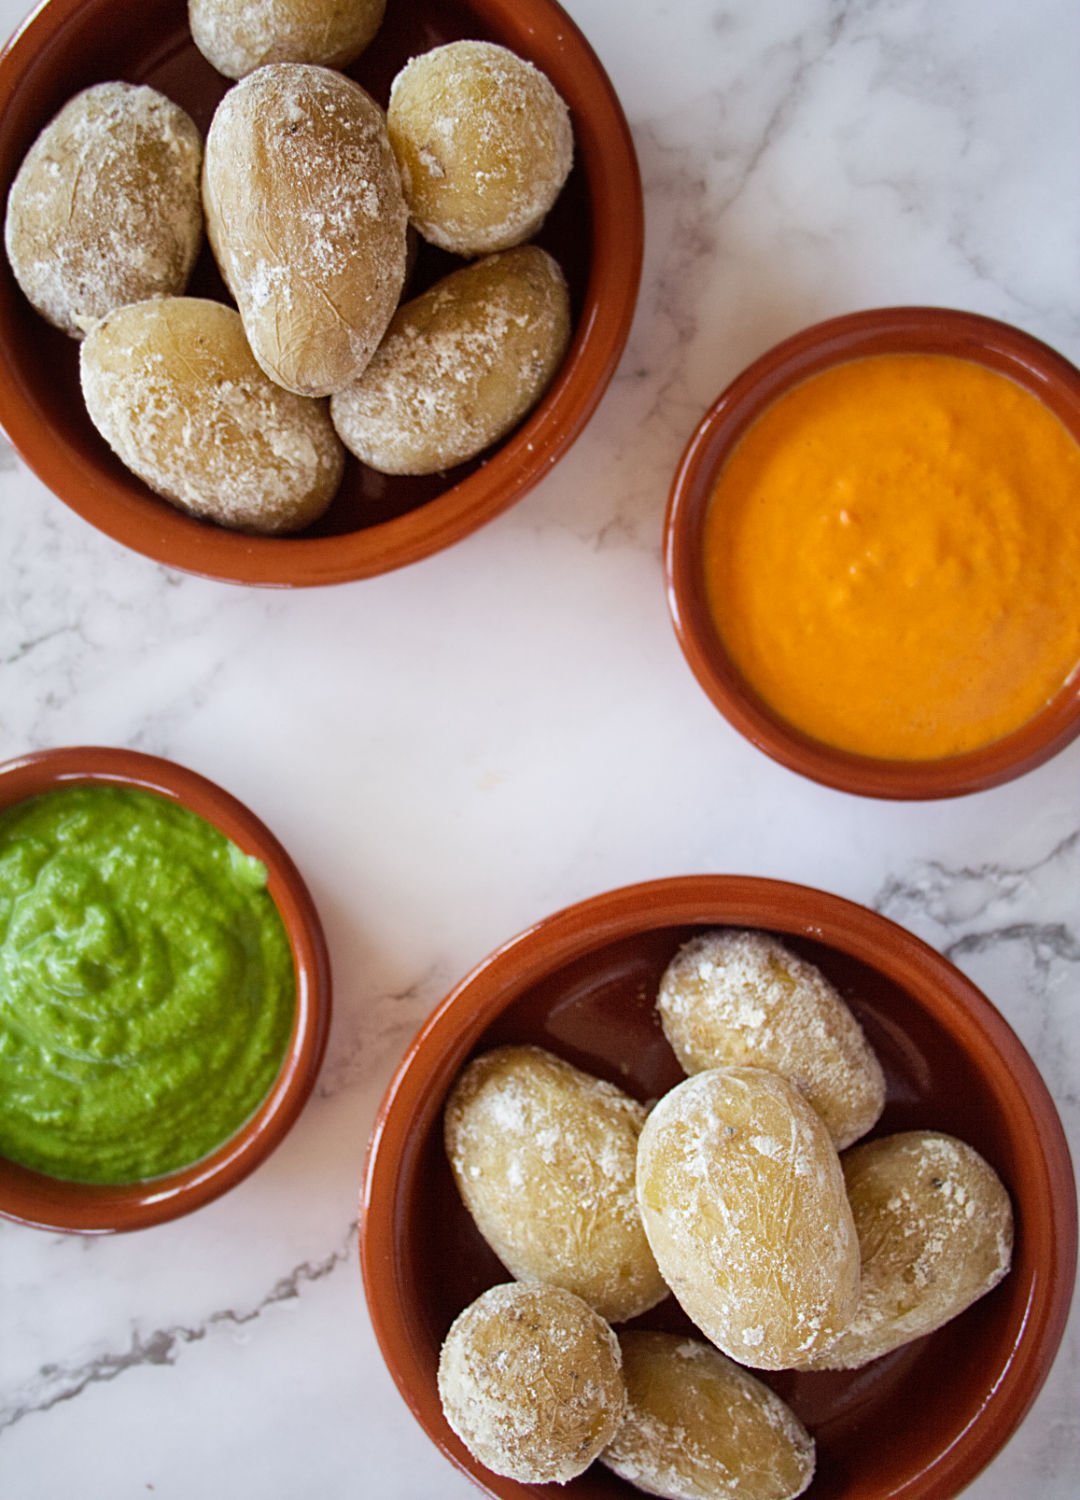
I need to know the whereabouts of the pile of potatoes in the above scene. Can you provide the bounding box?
[3,1,575,534]
[438,930,1014,1497]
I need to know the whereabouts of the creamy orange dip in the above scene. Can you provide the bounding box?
[703,353,1080,760]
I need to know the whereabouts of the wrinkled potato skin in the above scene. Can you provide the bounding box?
[203,64,407,397]
[444,1045,667,1323]
[636,1067,859,1370]
[330,246,571,475]
[658,931,885,1150]
[190,0,385,79]
[4,82,202,338]
[79,298,343,533]
[438,1283,626,1485]
[388,41,573,256]
[799,1132,1013,1370]
[601,1332,815,1500]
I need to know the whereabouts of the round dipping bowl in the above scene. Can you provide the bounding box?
[665,308,1080,799]
[361,875,1076,1500]
[0,0,641,585]
[0,746,331,1233]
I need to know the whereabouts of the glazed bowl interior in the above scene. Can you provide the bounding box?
[0,747,331,1233]
[361,876,1076,1500]
[0,0,641,585]
[665,308,1080,799]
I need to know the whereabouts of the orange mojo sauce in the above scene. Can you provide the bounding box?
[703,354,1080,760]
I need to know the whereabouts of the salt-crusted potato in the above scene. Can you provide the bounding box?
[602,1332,815,1500]
[636,1067,859,1369]
[438,1282,626,1484]
[330,246,570,475]
[203,64,407,396]
[4,82,201,338]
[798,1131,1013,1371]
[190,0,385,79]
[79,298,343,533]
[444,1045,667,1323]
[658,931,885,1150]
[387,40,573,256]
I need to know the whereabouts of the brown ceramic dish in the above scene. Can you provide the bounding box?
[0,0,641,586]
[665,308,1080,799]
[0,746,331,1232]
[361,874,1076,1500]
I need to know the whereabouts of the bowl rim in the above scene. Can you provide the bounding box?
[360,873,1078,1500]
[664,306,1080,799]
[0,745,332,1232]
[0,0,643,587]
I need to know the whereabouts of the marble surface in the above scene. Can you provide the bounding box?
[1,0,1078,1494]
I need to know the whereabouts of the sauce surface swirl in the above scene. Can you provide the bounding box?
[704,354,1080,760]
[0,785,295,1183]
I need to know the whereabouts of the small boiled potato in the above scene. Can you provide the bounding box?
[330,246,570,475]
[387,41,573,256]
[601,1331,815,1500]
[798,1131,1013,1371]
[190,0,385,79]
[203,64,407,396]
[438,1282,626,1484]
[4,82,201,338]
[658,931,885,1150]
[636,1067,859,1370]
[444,1044,667,1323]
[79,297,344,533]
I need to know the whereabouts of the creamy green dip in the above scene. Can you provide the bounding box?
[0,785,295,1184]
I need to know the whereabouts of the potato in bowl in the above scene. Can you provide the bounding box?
[0,0,642,584]
[360,875,1075,1500]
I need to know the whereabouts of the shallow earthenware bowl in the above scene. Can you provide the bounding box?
[665,308,1080,799]
[361,875,1076,1499]
[0,746,331,1232]
[0,0,640,585]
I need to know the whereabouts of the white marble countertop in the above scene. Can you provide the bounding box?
[1,0,1077,1495]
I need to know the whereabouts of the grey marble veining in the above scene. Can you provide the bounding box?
[1,0,1077,1495]
[2,1221,356,1438]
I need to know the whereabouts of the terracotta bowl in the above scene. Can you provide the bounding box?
[665,308,1080,799]
[361,875,1076,1500]
[0,746,331,1232]
[0,0,641,586]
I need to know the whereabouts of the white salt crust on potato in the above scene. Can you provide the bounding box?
[387,40,573,256]
[330,245,571,475]
[5,81,202,338]
[438,1282,626,1485]
[658,930,885,1150]
[203,63,407,397]
[636,1066,860,1370]
[601,1331,815,1500]
[79,297,344,534]
[190,0,386,80]
[797,1131,1014,1370]
[444,1044,667,1324]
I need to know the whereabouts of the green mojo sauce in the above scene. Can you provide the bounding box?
[0,784,296,1184]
